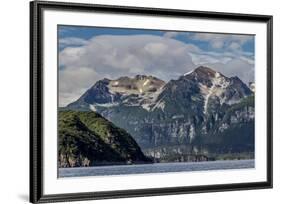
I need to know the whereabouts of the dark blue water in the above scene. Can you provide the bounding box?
[59,159,254,178]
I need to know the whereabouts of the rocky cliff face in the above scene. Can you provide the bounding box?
[66,66,254,161]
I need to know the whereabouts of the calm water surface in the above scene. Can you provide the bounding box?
[59,159,254,178]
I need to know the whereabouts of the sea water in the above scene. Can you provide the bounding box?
[59,159,254,178]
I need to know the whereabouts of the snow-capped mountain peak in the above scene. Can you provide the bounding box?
[67,66,252,115]
[66,75,166,111]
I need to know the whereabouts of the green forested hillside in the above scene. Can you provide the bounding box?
[58,110,151,167]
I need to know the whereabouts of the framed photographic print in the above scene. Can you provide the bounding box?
[30,1,273,203]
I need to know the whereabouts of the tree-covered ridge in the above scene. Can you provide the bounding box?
[58,110,151,167]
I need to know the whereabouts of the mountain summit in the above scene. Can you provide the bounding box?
[158,66,252,115]
[109,75,165,94]
[67,75,165,111]
[185,66,219,78]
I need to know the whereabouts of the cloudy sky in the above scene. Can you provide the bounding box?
[58,25,255,107]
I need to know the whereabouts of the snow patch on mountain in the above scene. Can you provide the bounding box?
[189,124,195,142]
[113,81,119,86]
[172,114,184,119]
[151,100,165,111]
[143,86,167,111]
[92,102,120,108]
[143,79,150,86]
[89,104,97,112]
[141,103,152,111]
[201,72,231,114]
[184,69,194,76]
[203,83,216,115]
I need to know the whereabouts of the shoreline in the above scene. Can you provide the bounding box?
[59,157,254,169]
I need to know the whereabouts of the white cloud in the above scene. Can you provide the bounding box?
[188,33,254,51]
[163,32,179,38]
[59,37,88,47]
[228,42,241,50]
[144,42,168,56]
[59,67,102,106]
[204,58,254,83]
[163,31,254,51]
[59,34,254,106]
[210,40,224,49]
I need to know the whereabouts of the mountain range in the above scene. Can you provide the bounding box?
[64,66,255,162]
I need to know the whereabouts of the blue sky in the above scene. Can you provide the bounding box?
[58,25,254,53]
[58,25,255,106]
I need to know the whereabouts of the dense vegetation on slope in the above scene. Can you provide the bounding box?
[58,110,151,167]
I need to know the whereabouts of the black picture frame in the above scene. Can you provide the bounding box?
[30,1,273,203]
